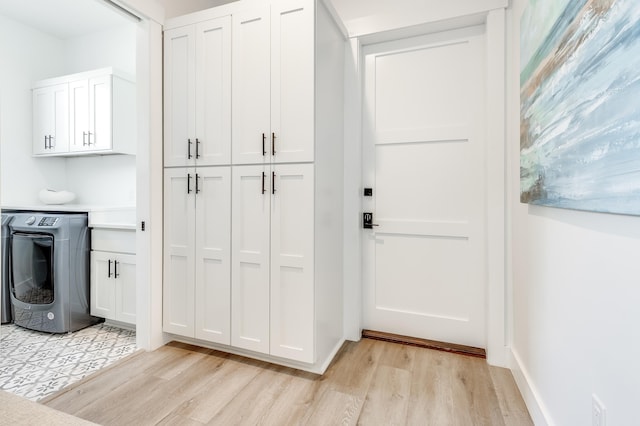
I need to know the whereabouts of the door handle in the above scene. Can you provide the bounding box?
[195,138,200,159]
[195,173,200,194]
[187,138,192,159]
[272,132,276,155]
[108,259,112,278]
[87,131,93,145]
[49,135,54,148]
[262,133,266,156]
[363,212,379,229]
[187,173,192,194]
[262,171,266,194]
[114,260,119,279]
[272,171,276,195]
[44,135,49,149]
[83,131,88,146]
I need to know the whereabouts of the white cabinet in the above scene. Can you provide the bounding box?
[231,163,314,362]
[164,16,231,167]
[90,228,136,325]
[163,167,231,344]
[163,0,345,374]
[32,84,69,155]
[32,68,136,156]
[232,0,314,165]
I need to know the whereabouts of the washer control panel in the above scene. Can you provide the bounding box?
[37,217,59,227]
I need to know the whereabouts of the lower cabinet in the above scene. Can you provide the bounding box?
[163,166,231,344]
[91,251,136,324]
[90,228,136,325]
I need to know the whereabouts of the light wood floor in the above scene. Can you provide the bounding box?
[42,339,533,425]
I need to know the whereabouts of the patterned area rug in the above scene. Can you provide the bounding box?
[0,323,136,401]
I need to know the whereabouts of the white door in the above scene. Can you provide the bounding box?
[164,25,196,167]
[195,166,231,344]
[231,164,270,354]
[114,253,137,325]
[270,163,314,362]
[89,75,112,151]
[32,84,68,155]
[232,6,270,165]
[196,17,231,166]
[163,167,196,337]
[69,79,89,152]
[362,27,487,348]
[90,251,116,319]
[270,0,314,164]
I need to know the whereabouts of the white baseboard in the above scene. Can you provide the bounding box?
[509,348,554,426]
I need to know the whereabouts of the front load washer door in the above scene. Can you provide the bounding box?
[11,232,54,305]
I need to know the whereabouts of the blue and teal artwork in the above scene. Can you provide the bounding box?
[520,0,640,215]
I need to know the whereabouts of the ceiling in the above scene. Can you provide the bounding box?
[0,0,134,39]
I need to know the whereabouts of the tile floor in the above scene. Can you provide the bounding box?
[0,322,137,401]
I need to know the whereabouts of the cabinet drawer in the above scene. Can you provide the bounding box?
[92,229,135,253]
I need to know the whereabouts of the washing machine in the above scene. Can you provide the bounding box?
[9,212,101,333]
[1,212,14,324]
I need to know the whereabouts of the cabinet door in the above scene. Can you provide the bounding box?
[163,168,196,336]
[114,253,136,325]
[89,75,113,151]
[165,26,196,167]
[33,84,69,155]
[232,6,271,165]
[69,79,89,152]
[91,251,116,320]
[270,163,315,362]
[194,167,231,344]
[231,165,270,354]
[196,17,231,166]
[270,0,315,164]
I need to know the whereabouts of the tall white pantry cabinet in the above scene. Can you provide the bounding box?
[163,0,345,373]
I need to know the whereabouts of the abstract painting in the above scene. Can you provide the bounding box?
[520,0,640,215]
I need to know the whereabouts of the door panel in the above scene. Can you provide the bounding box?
[164,26,196,167]
[90,251,114,319]
[163,168,196,336]
[115,254,136,325]
[363,27,486,348]
[270,0,314,163]
[232,7,270,165]
[231,165,270,353]
[69,79,88,152]
[270,164,314,362]
[195,167,231,344]
[90,75,112,151]
[196,17,231,165]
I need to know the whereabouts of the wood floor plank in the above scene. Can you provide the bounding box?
[489,366,534,426]
[41,338,533,426]
[357,365,412,425]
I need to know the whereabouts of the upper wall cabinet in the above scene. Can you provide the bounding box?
[33,83,69,155]
[164,16,232,167]
[232,0,314,165]
[32,68,136,157]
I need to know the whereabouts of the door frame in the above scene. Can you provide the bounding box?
[343,8,507,366]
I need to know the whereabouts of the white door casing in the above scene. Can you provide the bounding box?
[362,26,487,348]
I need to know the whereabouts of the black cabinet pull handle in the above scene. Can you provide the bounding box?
[195,173,200,194]
[272,132,276,155]
[272,171,276,194]
[188,139,192,159]
[262,133,266,156]
[114,260,119,279]
[108,259,112,278]
[196,138,200,159]
[262,172,266,194]
[187,173,192,194]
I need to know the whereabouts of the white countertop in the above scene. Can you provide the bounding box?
[2,205,136,230]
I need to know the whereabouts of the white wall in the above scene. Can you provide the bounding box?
[0,15,67,205]
[507,1,640,425]
[62,24,138,207]
[157,0,235,19]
